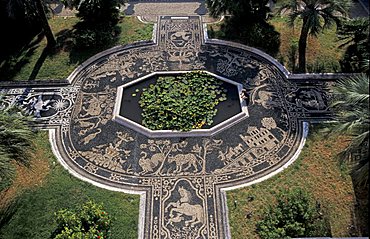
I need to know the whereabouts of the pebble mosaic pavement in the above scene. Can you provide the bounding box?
[0,16,334,238]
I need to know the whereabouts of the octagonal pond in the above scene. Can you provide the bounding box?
[113,71,248,137]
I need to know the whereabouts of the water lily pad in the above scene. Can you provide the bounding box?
[139,71,228,131]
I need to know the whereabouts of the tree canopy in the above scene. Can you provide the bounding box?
[206,0,271,20]
[279,0,350,72]
[338,17,370,73]
[257,188,330,239]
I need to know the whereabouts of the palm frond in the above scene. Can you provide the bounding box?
[0,148,15,185]
[333,74,369,105]
[330,73,369,187]
[352,161,368,186]
[0,105,35,168]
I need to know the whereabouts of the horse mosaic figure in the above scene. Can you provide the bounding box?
[165,186,204,227]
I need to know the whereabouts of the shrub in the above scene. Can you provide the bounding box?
[62,0,122,48]
[74,24,121,49]
[256,188,331,239]
[306,58,340,73]
[52,201,112,239]
[62,0,120,26]
[337,18,369,73]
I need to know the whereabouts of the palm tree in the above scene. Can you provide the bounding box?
[6,0,56,48]
[35,0,56,48]
[280,0,350,73]
[0,105,34,189]
[330,74,369,187]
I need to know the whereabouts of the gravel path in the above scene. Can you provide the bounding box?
[123,1,207,16]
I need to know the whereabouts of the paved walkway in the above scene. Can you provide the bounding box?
[1,16,334,238]
[49,0,219,23]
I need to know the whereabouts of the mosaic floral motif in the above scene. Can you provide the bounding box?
[0,16,334,239]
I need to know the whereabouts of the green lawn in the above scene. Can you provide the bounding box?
[207,15,346,73]
[5,16,153,81]
[0,131,140,239]
[227,126,355,238]
[270,16,345,73]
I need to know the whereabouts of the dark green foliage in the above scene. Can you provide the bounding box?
[2,0,55,49]
[62,0,121,25]
[0,0,43,72]
[74,24,121,49]
[62,0,122,48]
[0,104,34,190]
[139,71,227,131]
[338,18,369,73]
[206,0,271,20]
[206,0,280,56]
[0,0,55,80]
[256,188,331,239]
[51,201,112,239]
[216,16,280,57]
[330,74,369,187]
[279,0,350,72]
[0,197,20,230]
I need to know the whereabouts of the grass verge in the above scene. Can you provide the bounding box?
[270,16,345,73]
[3,16,153,81]
[227,125,356,238]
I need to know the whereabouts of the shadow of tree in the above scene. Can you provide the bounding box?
[67,22,122,65]
[28,46,50,81]
[0,1,45,81]
[54,29,75,52]
[0,33,44,81]
[209,16,280,57]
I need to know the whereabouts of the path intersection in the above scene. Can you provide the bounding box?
[1,16,334,238]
